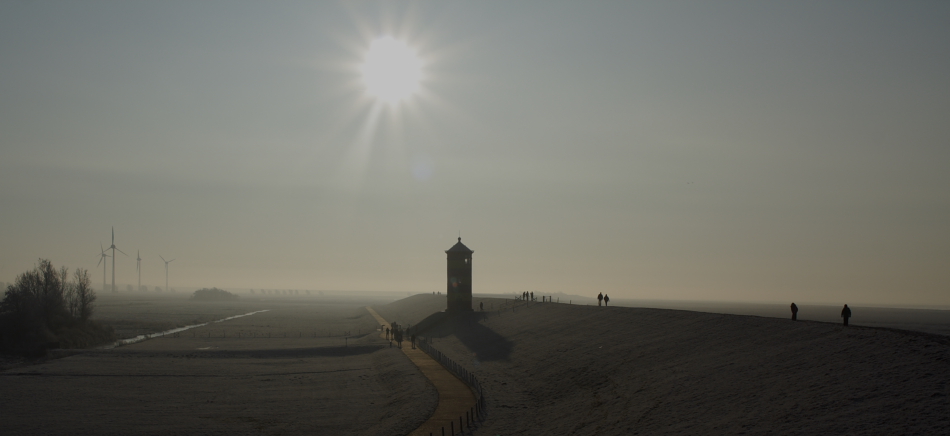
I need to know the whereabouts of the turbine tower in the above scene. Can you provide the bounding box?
[96,244,111,293]
[108,227,127,293]
[160,255,175,293]
[136,250,142,292]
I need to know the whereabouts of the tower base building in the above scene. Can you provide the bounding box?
[445,238,473,312]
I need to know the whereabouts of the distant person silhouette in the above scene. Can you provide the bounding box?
[530,291,534,301]
[411,333,416,349]
[790,303,799,321]
[480,302,484,311]
[841,304,851,326]
[597,292,603,306]
[604,294,610,306]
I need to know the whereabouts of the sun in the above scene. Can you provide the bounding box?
[360,37,423,104]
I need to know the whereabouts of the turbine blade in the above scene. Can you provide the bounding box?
[168,259,175,263]
[115,247,128,256]
[97,257,103,267]
[160,255,166,262]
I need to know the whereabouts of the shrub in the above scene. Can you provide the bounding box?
[0,259,114,355]
[192,287,239,301]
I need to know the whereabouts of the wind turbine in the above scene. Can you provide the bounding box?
[108,227,128,293]
[160,255,175,293]
[136,250,142,292]
[96,244,111,293]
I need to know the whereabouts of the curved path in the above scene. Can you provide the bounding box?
[366,307,476,436]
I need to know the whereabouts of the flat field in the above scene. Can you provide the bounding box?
[0,295,437,436]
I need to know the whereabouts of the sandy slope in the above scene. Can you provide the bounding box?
[0,301,437,436]
[408,297,950,435]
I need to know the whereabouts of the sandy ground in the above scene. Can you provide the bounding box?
[0,298,437,435]
[398,295,950,435]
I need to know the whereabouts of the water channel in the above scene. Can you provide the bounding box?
[99,309,270,349]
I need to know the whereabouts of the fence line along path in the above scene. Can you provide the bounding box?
[366,307,476,436]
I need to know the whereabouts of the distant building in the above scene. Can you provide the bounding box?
[446,237,473,312]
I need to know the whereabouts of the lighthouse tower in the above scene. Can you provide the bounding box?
[445,237,473,312]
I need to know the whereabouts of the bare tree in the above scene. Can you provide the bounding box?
[64,270,79,319]
[73,268,95,321]
[1,260,104,352]
[38,260,66,325]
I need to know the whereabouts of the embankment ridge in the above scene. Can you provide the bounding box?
[389,295,950,435]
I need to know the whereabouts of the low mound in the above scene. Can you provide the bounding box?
[191,287,238,301]
[372,293,445,327]
[424,299,950,435]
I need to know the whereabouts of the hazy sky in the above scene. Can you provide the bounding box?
[1,1,948,306]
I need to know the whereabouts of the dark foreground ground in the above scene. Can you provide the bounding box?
[0,299,437,436]
[381,294,950,435]
[4,293,948,435]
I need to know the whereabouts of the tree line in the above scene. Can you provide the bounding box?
[0,259,114,356]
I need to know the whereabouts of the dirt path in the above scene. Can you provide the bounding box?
[366,307,476,436]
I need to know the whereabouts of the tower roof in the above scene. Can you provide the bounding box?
[446,237,473,254]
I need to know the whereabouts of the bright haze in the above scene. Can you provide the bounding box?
[1,2,947,307]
